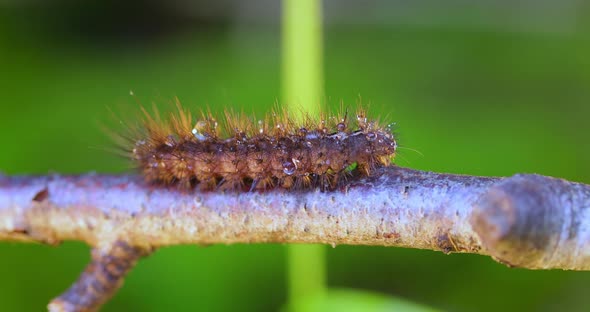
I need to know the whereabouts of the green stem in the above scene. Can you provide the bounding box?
[281,0,326,309]
[282,0,323,117]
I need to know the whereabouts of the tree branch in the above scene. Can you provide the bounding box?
[1,167,589,311]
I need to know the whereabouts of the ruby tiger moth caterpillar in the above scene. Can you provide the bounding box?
[121,100,397,191]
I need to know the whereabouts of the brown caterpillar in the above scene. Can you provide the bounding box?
[121,101,397,191]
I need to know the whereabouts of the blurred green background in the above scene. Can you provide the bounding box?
[1,1,590,311]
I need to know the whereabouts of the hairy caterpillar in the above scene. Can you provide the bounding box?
[120,100,397,191]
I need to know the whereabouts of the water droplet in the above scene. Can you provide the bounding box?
[192,128,207,141]
[306,141,313,148]
[283,161,296,175]
[195,120,207,131]
[366,132,377,141]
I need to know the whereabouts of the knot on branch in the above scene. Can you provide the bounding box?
[472,174,588,269]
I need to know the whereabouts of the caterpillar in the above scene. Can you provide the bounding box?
[120,100,397,191]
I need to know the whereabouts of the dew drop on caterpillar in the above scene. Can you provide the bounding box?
[116,99,397,192]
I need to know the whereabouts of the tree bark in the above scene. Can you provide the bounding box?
[1,167,589,310]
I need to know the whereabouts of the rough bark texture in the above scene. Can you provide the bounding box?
[1,167,589,311]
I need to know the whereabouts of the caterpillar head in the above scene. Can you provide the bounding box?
[367,129,397,166]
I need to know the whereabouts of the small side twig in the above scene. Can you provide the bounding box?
[48,241,152,312]
[1,167,589,311]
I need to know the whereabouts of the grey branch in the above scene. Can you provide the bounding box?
[1,167,590,311]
